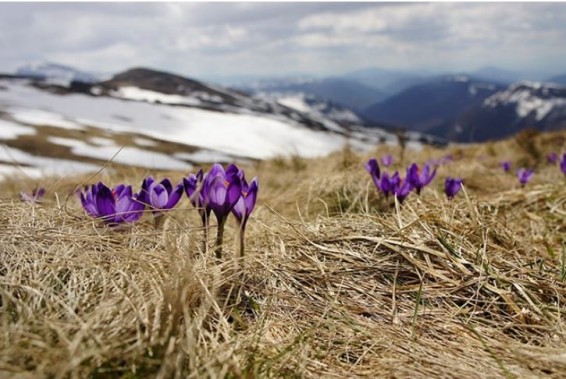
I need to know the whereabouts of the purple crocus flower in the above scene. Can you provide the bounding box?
[204,163,242,223]
[203,163,242,259]
[183,169,210,222]
[364,158,381,189]
[391,172,413,204]
[232,174,259,229]
[560,153,566,175]
[407,163,436,195]
[377,172,393,197]
[20,187,45,203]
[232,170,259,258]
[139,176,183,214]
[517,168,534,187]
[381,154,393,167]
[444,177,463,200]
[500,161,511,173]
[547,152,558,164]
[78,182,144,225]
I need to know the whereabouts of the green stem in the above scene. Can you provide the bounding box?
[215,217,226,261]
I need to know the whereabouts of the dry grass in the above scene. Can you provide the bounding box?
[1,131,565,378]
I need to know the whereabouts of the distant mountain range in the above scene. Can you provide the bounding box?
[443,81,566,141]
[361,75,505,134]
[233,76,386,111]
[7,61,566,144]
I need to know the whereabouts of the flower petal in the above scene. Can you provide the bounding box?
[165,183,184,209]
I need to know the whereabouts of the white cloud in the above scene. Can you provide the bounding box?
[0,3,565,79]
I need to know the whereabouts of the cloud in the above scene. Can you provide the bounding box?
[0,3,565,79]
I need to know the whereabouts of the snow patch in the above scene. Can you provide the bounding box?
[484,82,566,121]
[133,137,158,147]
[0,119,36,139]
[8,107,84,130]
[174,150,240,164]
[110,86,202,106]
[0,144,101,180]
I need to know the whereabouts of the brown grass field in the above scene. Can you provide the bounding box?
[1,129,565,378]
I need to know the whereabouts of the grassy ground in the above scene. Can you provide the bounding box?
[0,129,565,378]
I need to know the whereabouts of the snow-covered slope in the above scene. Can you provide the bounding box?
[0,76,400,179]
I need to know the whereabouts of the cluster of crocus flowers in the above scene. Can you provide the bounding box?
[184,163,259,260]
[561,153,566,176]
[407,163,437,195]
[365,159,437,204]
[77,163,259,259]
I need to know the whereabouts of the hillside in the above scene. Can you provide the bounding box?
[1,69,419,179]
[1,128,565,378]
[442,81,566,142]
[361,75,503,133]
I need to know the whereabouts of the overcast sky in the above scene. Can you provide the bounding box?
[1,2,565,81]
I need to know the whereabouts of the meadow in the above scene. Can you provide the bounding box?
[1,129,565,378]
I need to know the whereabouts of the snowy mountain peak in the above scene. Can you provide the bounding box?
[15,61,101,85]
[483,81,566,121]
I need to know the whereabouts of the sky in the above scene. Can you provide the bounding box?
[1,2,566,82]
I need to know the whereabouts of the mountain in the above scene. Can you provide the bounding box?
[470,66,523,85]
[438,81,566,142]
[15,61,102,85]
[2,67,442,178]
[261,92,363,125]
[340,67,430,95]
[547,73,566,85]
[233,76,386,111]
[361,75,504,134]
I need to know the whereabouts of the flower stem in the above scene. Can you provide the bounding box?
[153,213,165,229]
[215,217,226,261]
[201,212,209,254]
[239,224,246,258]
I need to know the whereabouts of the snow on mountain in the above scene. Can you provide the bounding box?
[433,81,566,142]
[0,76,400,179]
[483,81,566,121]
[15,61,102,86]
[233,76,386,110]
[271,92,362,125]
[362,75,504,134]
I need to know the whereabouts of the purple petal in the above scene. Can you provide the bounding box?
[150,184,169,209]
[244,178,259,214]
[226,176,242,209]
[208,176,227,207]
[165,183,184,209]
[160,178,173,194]
[232,195,245,223]
[95,185,116,220]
